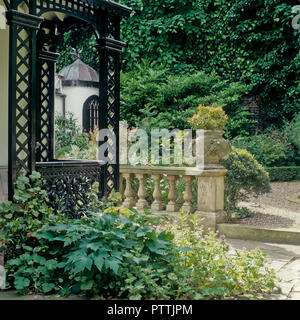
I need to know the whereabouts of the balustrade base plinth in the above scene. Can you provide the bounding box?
[123,198,136,208]
[166,203,179,212]
[182,204,195,214]
[136,199,149,210]
[195,210,227,233]
[151,202,164,211]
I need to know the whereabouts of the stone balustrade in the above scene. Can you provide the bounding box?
[120,165,227,231]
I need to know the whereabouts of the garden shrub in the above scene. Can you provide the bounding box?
[284,112,300,158]
[231,132,295,167]
[224,108,258,139]
[0,172,68,262]
[266,166,300,182]
[188,105,228,130]
[5,208,178,298]
[55,112,91,159]
[120,61,168,128]
[160,212,276,299]
[62,143,97,161]
[221,147,271,209]
[121,63,253,137]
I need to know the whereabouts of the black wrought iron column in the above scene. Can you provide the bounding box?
[36,50,60,162]
[6,10,43,200]
[97,13,126,198]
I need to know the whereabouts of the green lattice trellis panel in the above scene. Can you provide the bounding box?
[15,27,31,175]
[6,9,43,199]
[105,53,119,195]
[40,61,51,161]
[36,50,58,162]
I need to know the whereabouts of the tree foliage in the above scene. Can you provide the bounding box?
[120,62,253,136]
[119,0,300,126]
[56,0,300,128]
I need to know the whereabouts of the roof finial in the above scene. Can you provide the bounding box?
[71,48,82,60]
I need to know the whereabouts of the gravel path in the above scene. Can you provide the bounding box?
[237,182,300,230]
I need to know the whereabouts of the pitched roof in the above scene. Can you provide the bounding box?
[58,58,99,83]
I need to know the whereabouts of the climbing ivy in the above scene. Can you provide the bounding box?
[119,0,300,126]
[57,0,300,128]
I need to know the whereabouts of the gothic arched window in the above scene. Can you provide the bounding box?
[82,95,99,133]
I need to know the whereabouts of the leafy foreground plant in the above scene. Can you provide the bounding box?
[6,211,178,299]
[0,172,68,263]
[3,203,277,299]
[160,212,277,299]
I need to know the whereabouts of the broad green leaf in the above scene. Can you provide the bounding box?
[80,280,94,291]
[42,282,55,293]
[105,258,120,273]
[14,277,30,290]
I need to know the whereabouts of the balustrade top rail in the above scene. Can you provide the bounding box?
[120,165,227,177]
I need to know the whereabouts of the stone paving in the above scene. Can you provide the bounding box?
[227,238,300,300]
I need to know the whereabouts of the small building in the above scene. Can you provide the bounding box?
[55,56,100,133]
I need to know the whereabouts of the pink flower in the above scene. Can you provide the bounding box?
[219,234,225,239]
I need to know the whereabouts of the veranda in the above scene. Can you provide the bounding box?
[0,0,131,205]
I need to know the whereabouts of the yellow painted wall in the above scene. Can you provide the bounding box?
[0,1,8,166]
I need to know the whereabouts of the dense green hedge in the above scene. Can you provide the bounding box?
[120,63,255,135]
[266,166,300,182]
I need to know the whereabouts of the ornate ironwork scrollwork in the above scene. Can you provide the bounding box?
[36,161,102,219]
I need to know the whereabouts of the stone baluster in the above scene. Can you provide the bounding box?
[136,173,149,210]
[119,174,125,196]
[122,173,135,208]
[166,175,178,212]
[151,174,164,211]
[182,175,194,213]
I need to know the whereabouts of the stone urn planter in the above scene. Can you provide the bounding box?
[193,130,231,168]
[203,130,231,167]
